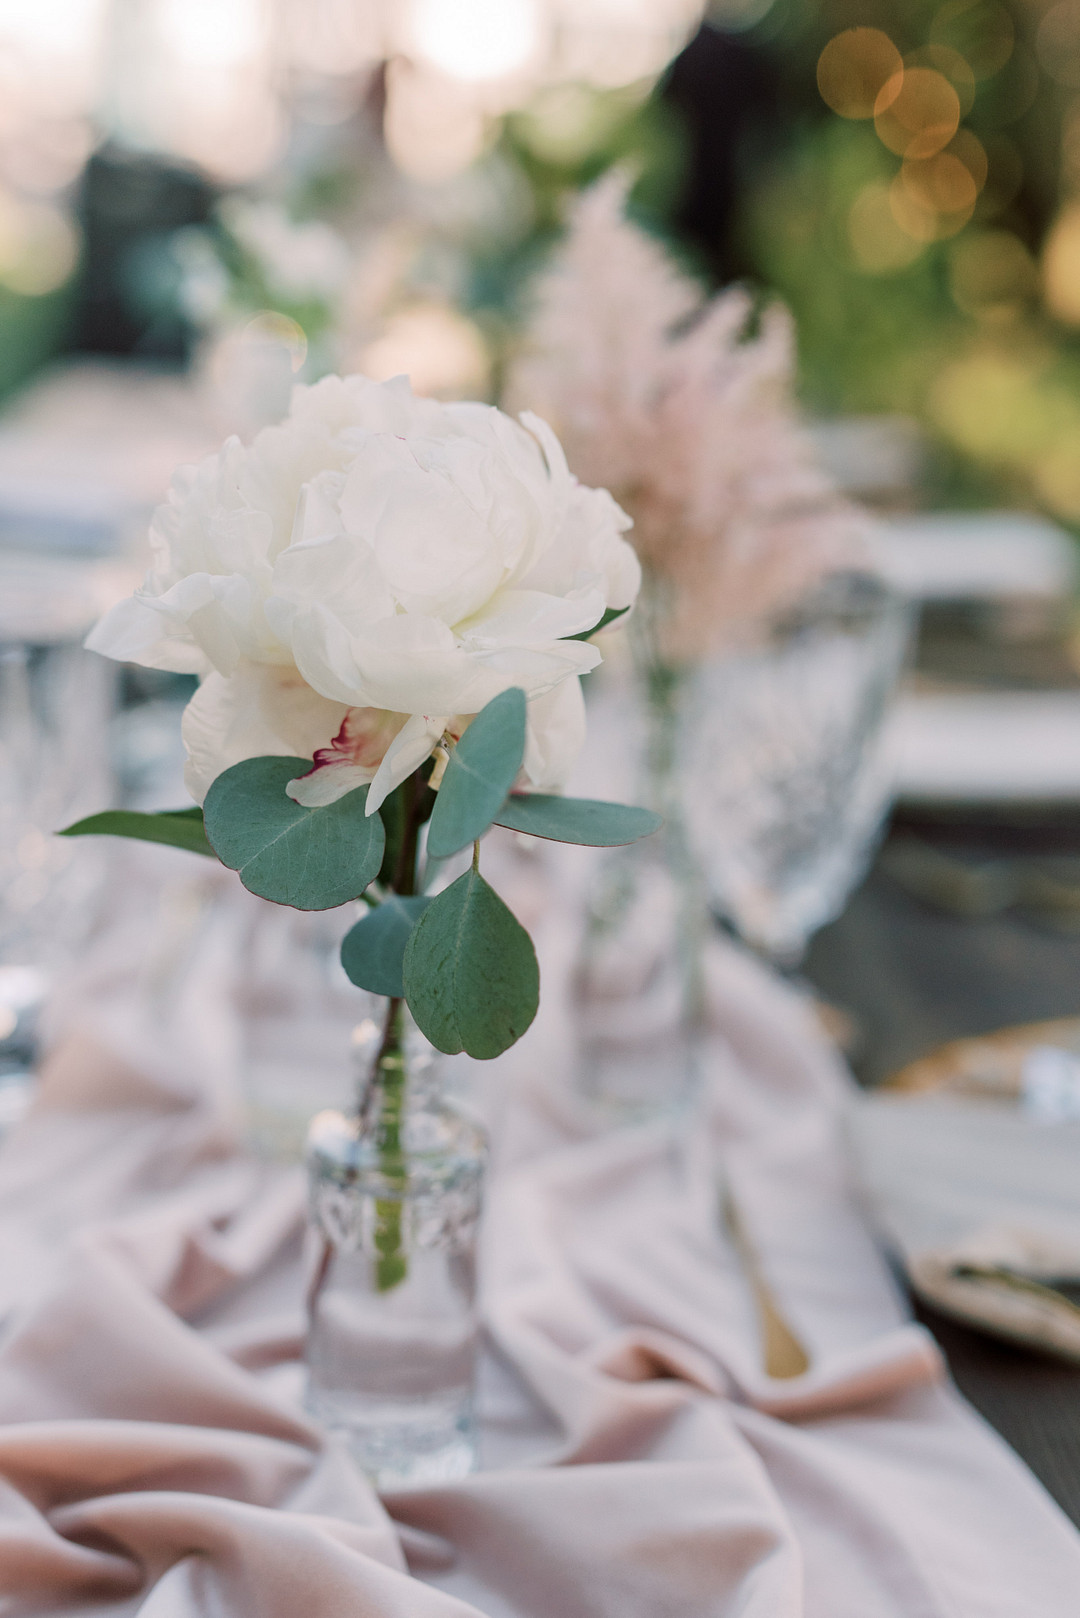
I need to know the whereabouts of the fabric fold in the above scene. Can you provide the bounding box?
[0,834,1078,1615]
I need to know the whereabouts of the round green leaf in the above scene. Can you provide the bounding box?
[402,867,539,1058]
[59,808,215,858]
[341,895,431,997]
[204,755,385,910]
[425,687,527,859]
[494,793,662,847]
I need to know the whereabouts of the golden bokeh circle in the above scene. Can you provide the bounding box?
[1043,203,1080,324]
[875,68,961,159]
[889,179,942,244]
[848,183,926,272]
[817,28,904,120]
[905,44,976,115]
[1036,2,1080,91]
[901,152,979,216]
[949,230,1038,315]
[949,128,989,192]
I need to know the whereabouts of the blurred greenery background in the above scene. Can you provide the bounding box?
[3,0,1080,522]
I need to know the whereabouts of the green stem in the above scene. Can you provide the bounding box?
[392,769,426,897]
[370,998,408,1292]
[365,773,428,1291]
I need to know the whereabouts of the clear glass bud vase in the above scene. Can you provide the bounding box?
[304,1004,486,1487]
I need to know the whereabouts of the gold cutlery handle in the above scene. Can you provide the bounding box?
[723,1188,811,1380]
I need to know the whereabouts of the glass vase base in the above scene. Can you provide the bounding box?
[307,1385,478,1488]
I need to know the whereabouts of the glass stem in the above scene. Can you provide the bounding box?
[643,654,709,1050]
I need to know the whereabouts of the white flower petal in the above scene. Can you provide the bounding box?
[522,676,586,792]
[269,527,394,642]
[457,587,602,646]
[181,663,347,804]
[366,712,448,815]
[286,762,374,808]
[338,434,505,624]
[518,482,639,611]
[86,593,210,675]
[462,640,600,703]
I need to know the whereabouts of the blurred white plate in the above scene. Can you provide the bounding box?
[885,690,1080,802]
[875,513,1077,603]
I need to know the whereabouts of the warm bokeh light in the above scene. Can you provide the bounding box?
[0,0,103,284]
[816,28,902,121]
[410,0,542,83]
[3,117,95,196]
[242,310,309,371]
[105,0,282,182]
[948,230,1039,317]
[930,349,1054,466]
[900,152,978,222]
[905,44,975,115]
[1042,203,1080,325]
[948,128,988,192]
[164,81,284,184]
[889,176,941,244]
[156,0,266,68]
[1036,1,1080,91]
[359,302,492,398]
[926,341,1080,521]
[1033,433,1080,517]
[848,183,925,273]
[549,0,705,89]
[0,0,708,197]
[874,68,961,161]
[383,59,490,181]
[0,0,103,61]
[279,0,385,78]
[0,191,79,295]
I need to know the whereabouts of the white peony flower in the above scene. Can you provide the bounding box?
[88,373,639,814]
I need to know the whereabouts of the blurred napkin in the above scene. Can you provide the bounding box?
[849,1081,1080,1360]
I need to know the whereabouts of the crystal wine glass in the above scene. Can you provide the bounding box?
[676,570,912,964]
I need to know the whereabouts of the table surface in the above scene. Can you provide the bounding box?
[805,814,1080,1526]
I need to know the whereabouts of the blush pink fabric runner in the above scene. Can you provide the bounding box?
[1,838,1079,1616]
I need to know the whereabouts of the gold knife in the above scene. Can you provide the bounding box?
[722,1186,811,1380]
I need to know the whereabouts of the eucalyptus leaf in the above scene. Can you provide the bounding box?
[203,755,384,910]
[340,894,431,998]
[564,605,630,642]
[425,687,527,859]
[403,867,539,1058]
[494,793,662,847]
[59,807,215,858]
